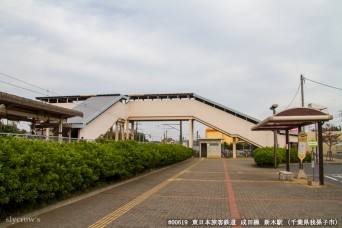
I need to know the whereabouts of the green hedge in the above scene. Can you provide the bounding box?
[0,137,193,219]
[253,147,311,168]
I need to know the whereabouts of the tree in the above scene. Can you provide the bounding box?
[322,123,342,160]
[0,120,27,134]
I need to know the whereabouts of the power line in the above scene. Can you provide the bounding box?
[304,77,342,91]
[0,72,121,119]
[0,80,48,96]
[285,76,341,110]
[0,72,58,95]
[285,81,301,110]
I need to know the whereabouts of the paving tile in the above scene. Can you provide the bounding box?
[3,158,342,228]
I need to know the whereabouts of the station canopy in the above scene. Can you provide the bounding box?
[251,107,333,131]
[0,91,83,122]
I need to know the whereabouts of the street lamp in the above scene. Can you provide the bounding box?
[270,104,278,168]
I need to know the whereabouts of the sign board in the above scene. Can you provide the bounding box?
[308,139,317,148]
[298,131,307,161]
[290,128,298,133]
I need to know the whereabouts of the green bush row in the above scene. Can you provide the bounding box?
[253,147,311,168]
[0,137,193,219]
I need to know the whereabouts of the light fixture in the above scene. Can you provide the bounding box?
[270,104,278,111]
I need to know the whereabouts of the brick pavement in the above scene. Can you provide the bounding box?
[2,158,342,228]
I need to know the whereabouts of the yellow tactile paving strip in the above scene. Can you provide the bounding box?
[88,159,203,228]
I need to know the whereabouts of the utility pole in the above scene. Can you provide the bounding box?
[162,123,182,144]
[300,74,309,172]
[300,75,305,107]
[300,75,305,170]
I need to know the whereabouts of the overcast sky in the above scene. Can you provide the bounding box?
[1,0,341,137]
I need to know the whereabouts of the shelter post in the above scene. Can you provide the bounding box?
[274,130,277,168]
[298,126,302,170]
[318,122,324,185]
[286,130,290,171]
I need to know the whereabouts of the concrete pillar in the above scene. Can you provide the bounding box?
[68,129,71,143]
[31,119,36,135]
[131,121,135,140]
[233,137,237,158]
[125,121,130,140]
[179,121,183,145]
[121,123,125,140]
[189,119,194,148]
[45,128,50,141]
[58,118,63,143]
[115,122,119,141]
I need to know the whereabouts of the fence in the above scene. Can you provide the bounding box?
[0,132,95,143]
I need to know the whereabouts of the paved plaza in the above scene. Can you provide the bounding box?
[2,158,342,227]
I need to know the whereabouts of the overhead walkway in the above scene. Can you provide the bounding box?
[37,93,291,149]
[128,93,283,148]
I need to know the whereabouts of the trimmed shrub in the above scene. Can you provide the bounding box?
[253,147,311,168]
[253,147,283,168]
[0,137,193,220]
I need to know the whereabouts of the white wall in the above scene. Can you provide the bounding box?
[128,99,293,147]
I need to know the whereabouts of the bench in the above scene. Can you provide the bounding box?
[279,171,294,181]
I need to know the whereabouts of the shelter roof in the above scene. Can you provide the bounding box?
[0,91,83,122]
[251,107,333,131]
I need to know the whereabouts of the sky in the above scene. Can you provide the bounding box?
[0,0,341,139]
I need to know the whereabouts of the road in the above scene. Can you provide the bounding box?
[290,162,342,186]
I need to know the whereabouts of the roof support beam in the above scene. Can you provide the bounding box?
[0,107,66,122]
